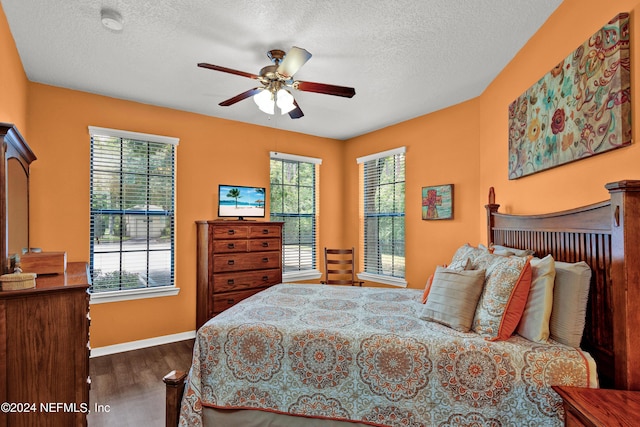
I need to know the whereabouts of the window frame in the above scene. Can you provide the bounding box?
[88,126,180,304]
[269,151,322,282]
[357,147,407,287]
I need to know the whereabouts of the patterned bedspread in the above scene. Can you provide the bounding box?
[180,284,597,427]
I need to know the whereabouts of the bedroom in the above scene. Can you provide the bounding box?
[0,0,639,425]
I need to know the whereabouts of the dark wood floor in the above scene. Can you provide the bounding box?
[87,339,194,427]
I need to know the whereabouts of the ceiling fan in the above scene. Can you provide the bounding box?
[198,46,356,119]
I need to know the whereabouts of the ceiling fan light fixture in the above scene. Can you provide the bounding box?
[276,89,295,115]
[253,89,274,115]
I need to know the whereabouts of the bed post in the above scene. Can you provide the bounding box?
[485,187,500,246]
[163,370,187,427]
[605,180,640,391]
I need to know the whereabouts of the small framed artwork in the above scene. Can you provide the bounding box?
[422,184,453,220]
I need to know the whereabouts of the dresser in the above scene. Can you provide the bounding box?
[553,386,640,426]
[0,262,91,427]
[196,220,283,329]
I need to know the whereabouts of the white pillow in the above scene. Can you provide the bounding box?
[549,261,591,347]
[516,255,555,343]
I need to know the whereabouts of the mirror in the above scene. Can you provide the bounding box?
[7,158,29,258]
[0,123,36,274]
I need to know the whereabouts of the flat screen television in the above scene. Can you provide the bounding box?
[218,185,266,220]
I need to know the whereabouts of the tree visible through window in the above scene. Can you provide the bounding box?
[89,128,177,293]
[270,152,320,276]
[360,148,405,281]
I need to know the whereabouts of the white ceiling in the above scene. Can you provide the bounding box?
[1,0,562,140]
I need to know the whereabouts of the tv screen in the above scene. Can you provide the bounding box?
[218,185,266,220]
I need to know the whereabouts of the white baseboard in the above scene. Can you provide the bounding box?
[90,330,196,358]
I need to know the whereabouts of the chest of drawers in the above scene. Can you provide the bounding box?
[0,262,90,427]
[196,220,283,328]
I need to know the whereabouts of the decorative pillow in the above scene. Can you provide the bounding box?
[449,244,486,267]
[491,244,535,257]
[421,258,471,304]
[471,252,533,341]
[516,255,556,343]
[549,261,591,347]
[419,266,486,332]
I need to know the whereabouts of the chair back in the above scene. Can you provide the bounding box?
[322,247,362,286]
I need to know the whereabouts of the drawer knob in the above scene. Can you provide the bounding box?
[227,243,235,249]
[227,279,235,285]
[262,257,269,263]
[262,275,269,281]
[262,229,269,234]
[227,299,235,304]
[228,260,235,265]
[262,242,269,247]
[227,229,235,235]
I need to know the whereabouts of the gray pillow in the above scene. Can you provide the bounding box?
[419,266,485,332]
[549,261,591,347]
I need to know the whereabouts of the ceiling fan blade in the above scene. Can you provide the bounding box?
[198,63,259,80]
[294,81,356,98]
[288,100,304,119]
[277,47,312,78]
[219,87,262,106]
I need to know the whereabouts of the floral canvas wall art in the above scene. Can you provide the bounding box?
[508,12,631,179]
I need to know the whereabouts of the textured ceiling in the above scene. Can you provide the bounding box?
[1,0,562,140]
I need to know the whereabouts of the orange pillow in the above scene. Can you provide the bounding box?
[421,273,435,304]
[493,260,533,341]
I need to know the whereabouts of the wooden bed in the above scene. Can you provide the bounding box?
[164,179,640,426]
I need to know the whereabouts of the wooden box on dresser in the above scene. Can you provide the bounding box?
[0,262,91,427]
[196,220,283,329]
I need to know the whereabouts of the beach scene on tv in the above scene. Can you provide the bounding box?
[218,185,265,218]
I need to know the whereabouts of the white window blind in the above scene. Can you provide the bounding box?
[89,126,178,294]
[270,152,320,275]
[359,147,405,281]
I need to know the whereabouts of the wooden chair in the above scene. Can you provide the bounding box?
[321,247,364,286]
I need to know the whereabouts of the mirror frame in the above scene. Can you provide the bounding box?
[0,123,36,274]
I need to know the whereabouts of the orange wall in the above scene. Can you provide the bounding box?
[3,0,640,347]
[25,84,344,347]
[344,99,482,289]
[478,0,640,240]
[0,3,28,131]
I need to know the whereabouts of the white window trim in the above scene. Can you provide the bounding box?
[88,125,179,300]
[356,146,405,164]
[270,151,322,164]
[357,272,407,288]
[88,126,180,146]
[282,269,322,283]
[90,285,180,304]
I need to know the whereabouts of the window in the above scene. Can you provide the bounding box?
[270,152,322,281]
[89,126,179,303]
[357,147,406,287]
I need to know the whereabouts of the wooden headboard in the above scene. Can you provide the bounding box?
[486,180,640,391]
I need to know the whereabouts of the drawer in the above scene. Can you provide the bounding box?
[213,252,281,272]
[249,225,281,238]
[213,239,248,253]
[212,288,264,314]
[249,238,281,252]
[212,225,249,239]
[213,269,281,293]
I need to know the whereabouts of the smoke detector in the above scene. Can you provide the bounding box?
[101,8,124,32]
